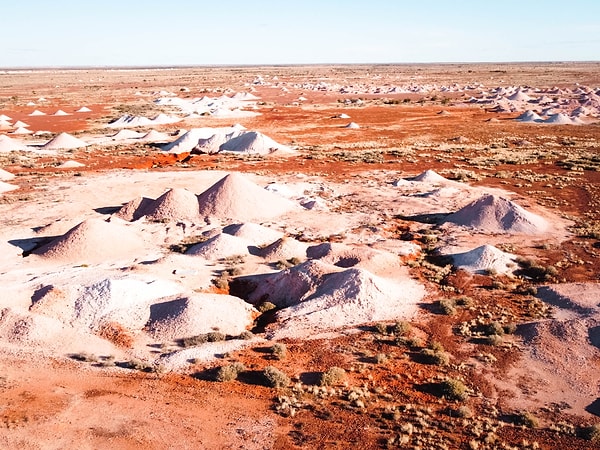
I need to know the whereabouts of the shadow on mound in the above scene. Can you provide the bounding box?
[9,236,56,255]
[587,398,600,417]
[395,213,448,224]
[93,205,123,215]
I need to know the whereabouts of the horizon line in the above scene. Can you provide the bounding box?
[1,60,599,72]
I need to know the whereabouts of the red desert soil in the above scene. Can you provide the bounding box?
[0,64,599,449]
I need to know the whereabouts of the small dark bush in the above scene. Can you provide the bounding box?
[216,362,246,382]
[270,343,287,360]
[263,366,290,388]
[439,379,467,401]
[393,320,411,336]
[439,299,457,315]
[319,367,346,386]
[516,411,539,428]
[421,348,450,366]
[258,302,277,313]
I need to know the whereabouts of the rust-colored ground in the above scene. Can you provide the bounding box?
[0,64,599,449]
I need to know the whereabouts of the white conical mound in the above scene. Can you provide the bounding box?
[0,181,18,193]
[411,169,450,183]
[445,194,549,233]
[450,244,517,274]
[516,110,543,122]
[110,129,145,140]
[244,260,425,339]
[0,135,29,152]
[32,218,144,263]
[117,188,200,222]
[185,233,251,259]
[12,127,32,135]
[28,110,46,116]
[259,237,309,261]
[143,188,201,222]
[76,106,92,112]
[53,110,70,116]
[147,294,257,341]
[344,122,360,129]
[194,130,242,154]
[222,222,284,246]
[42,132,89,150]
[197,172,296,221]
[543,113,578,125]
[219,131,294,155]
[0,168,15,181]
[162,128,229,154]
[139,129,171,142]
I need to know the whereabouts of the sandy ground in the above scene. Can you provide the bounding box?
[0,64,599,449]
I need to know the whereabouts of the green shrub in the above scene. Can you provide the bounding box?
[270,343,287,360]
[440,379,467,401]
[263,366,290,388]
[319,367,346,386]
[216,362,246,382]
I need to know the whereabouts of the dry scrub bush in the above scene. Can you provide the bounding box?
[216,362,246,382]
[182,331,226,348]
[517,411,539,428]
[258,301,276,313]
[270,343,287,360]
[438,298,457,315]
[263,366,290,388]
[440,379,468,401]
[319,367,347,386]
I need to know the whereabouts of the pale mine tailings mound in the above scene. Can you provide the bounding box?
[185,233,252,259]
[449,244,517,275]
[259,237,309,262]
[31,218,144,263]
[31,277,182,331]
[222,222,284,246]
[515,283,600,414]
[197,172,297,222]
[0,168,15,181]
[117,188,201,223]
[147,294,257,341]
[239,260,424,339]
[219,131,295,155]
[42,132,89,150]
[445,194,549,233]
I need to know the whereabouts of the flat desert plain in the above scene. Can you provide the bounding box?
[0,63,599,449]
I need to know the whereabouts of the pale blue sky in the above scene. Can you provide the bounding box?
[2,0,599,67]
